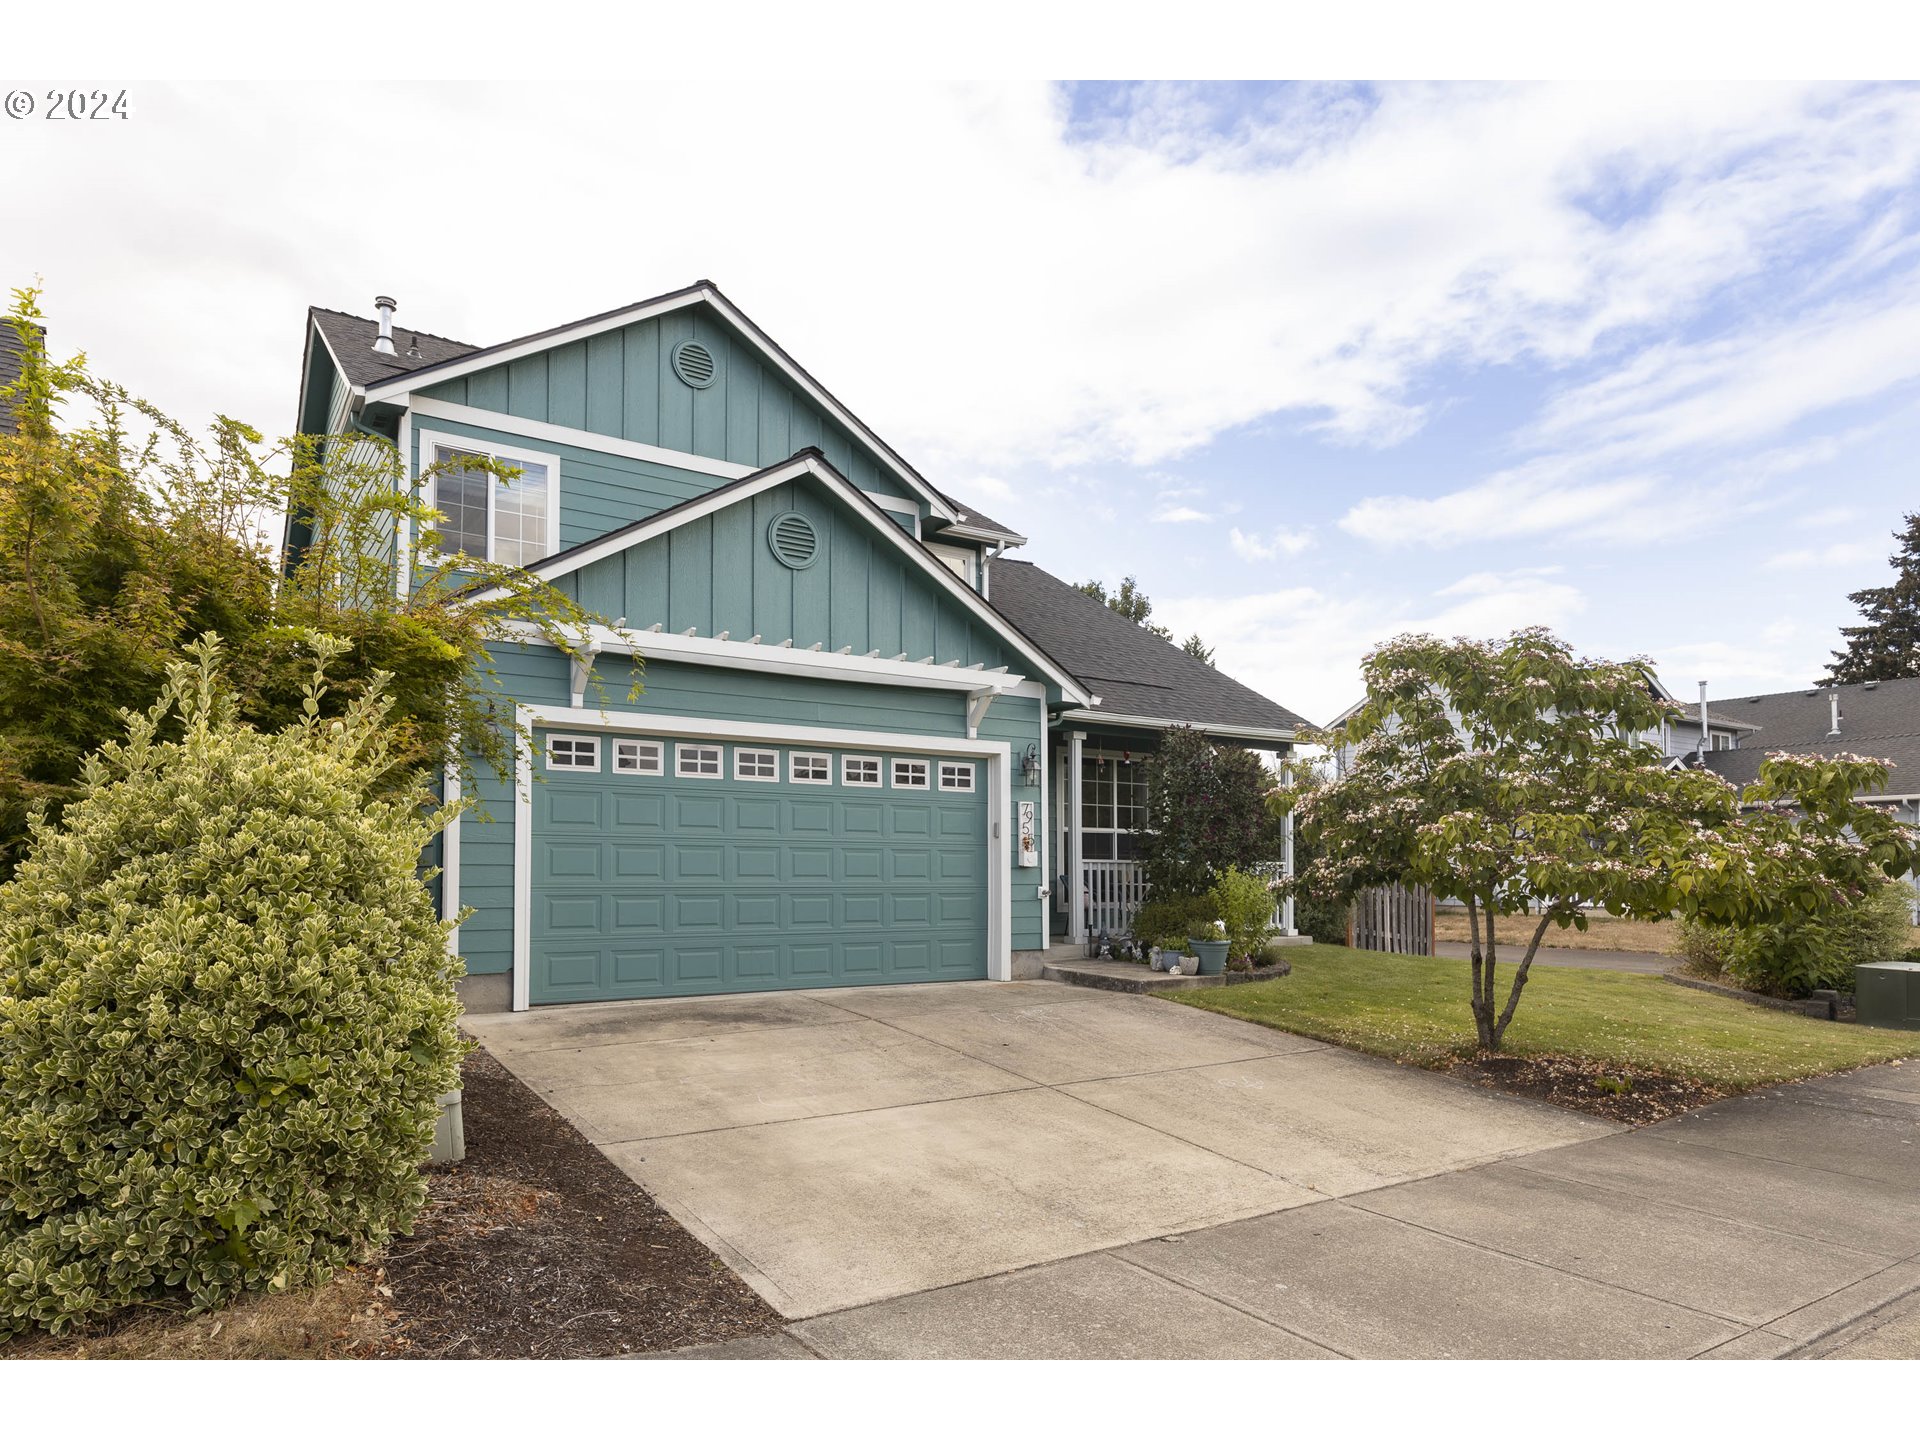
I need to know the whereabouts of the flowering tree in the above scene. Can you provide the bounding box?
[1274,629,1919,1051]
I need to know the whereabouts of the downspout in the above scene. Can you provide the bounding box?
[1828,688,1842,738]
[1698,681,1709,758]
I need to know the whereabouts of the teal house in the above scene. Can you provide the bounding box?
[292,284,1309,1011]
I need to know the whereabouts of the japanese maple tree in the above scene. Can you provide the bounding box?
[1275,628,1918,1051]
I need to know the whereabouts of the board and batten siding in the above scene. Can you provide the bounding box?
[416,304,921,509]
[450,647,1048,981]
[548,479,1013,668]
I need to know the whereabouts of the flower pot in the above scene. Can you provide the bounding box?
[1188,939,1229,976]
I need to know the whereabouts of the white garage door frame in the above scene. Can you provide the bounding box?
[506,701,1012,1011]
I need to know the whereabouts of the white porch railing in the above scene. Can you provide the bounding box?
[1083,859,1147,937]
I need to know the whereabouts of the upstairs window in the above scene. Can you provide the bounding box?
[425,437,557,568]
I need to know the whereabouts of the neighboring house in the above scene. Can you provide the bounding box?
[0,321,35,432]
[290,284,1308,1011]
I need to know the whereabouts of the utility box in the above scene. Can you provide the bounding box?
[1855,961,1920,1031]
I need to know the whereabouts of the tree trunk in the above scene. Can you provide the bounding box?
[1488,910,1556,1049]
[1466,896,1497,1050]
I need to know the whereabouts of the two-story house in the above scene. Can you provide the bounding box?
[291,284,1308,1011]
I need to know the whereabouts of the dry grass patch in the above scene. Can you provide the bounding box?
[2,1267,395,1360]
[1432,910,1683,954]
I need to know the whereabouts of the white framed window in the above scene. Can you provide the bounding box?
[420,431,559,568]
[676,743,722,778]
[735,748,779,782]
[790,752,831,785]
[1080,750,1147,860]
[938,761,975,793]
[892,758,930,790]
[843,755,882,788]
[613,739,662,775]
[545,734,601,772]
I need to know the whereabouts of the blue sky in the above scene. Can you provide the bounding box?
[5,77,1919,725]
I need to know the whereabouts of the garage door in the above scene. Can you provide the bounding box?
[529,730,989,1003]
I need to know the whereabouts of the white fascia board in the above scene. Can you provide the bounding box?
[1052,708,1297,746]
[472,452,1092,704]
[362,284,959,524]
[937,522,1028,547]
[406,396,756,484]
[501,618,1028,695]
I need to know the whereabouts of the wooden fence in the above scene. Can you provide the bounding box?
[1348,883,1436,955]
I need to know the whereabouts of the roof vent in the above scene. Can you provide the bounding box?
[372,295,397,356]
[767,511,819,569]
[671,338,718,389]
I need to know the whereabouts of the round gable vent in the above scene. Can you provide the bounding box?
[767,511,820,569]
[670,338,718,389]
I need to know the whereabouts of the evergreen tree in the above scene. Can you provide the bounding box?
[1074,574,1174,641]
[1826,514,1920,683]
[1181,633,1215,666]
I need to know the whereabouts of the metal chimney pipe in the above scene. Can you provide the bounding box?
[1829,688,1841,737]
[1698,681,1709,756]
[372,295,398,356]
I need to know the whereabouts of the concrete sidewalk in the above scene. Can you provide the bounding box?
[647,1059,1920,1359]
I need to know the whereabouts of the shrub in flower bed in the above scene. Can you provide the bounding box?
[0,640,465,1336]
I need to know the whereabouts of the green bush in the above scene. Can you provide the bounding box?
[1209,866,1276,961]
[1675,915,1732,979]
[0,640,466,1336]
[1130,894,1218,953]
[1291,892,1350,947]
[1697,880,1914,998]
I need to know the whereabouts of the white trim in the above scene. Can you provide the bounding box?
[1037,704,1051,952]
[1067,729,1086,943]
[1052,708,1297,746]
[472,451,1091,703]
[938,760,976,792]
[892,757,931,790]
[842,754,882,787]
[937,521,1029,547]
[502,619,1029,696]
[612,737,663,775]
[441,761,462,954]
[734,747,779,782]
[509,705,1012,1008]
[396,409,413,600]
[789,751,832,785]
[926,541,976,588]
[544,733,601,771]
[364,284,960,524]
[417,428,563,568]
[675,741,723,778]
[409,396,755,483]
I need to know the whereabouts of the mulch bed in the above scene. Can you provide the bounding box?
[1442,1052,1725,1125]
[374,1046,780,1359]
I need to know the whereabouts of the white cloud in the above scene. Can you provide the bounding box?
[10,80,1920,485]
[1153,505,1211,523]
[1229,526,1314,561]
[1763,541,1888,571]
[1153,570,1587,726]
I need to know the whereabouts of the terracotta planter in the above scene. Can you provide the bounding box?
[1188,939,1229,976]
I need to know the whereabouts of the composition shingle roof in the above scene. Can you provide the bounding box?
[309,307,482,389]
[1700,676,1920,794]
[987,558,1309,736]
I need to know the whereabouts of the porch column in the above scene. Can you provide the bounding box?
[1281,807,1297,935]
[1067,729,1086,944]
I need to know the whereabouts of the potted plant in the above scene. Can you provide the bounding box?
[1186,898,1229,975]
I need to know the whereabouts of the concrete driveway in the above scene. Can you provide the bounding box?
[463,980,1608,1319]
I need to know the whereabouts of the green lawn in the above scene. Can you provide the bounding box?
[1174,944,1920,1090]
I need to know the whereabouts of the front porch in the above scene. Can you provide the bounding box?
[1049,725,1296,947]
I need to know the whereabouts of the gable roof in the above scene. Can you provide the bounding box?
[986,559,1307,740]
[463,448,1092,704]
[1700,675,1920,794]
[352,281,961,526]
